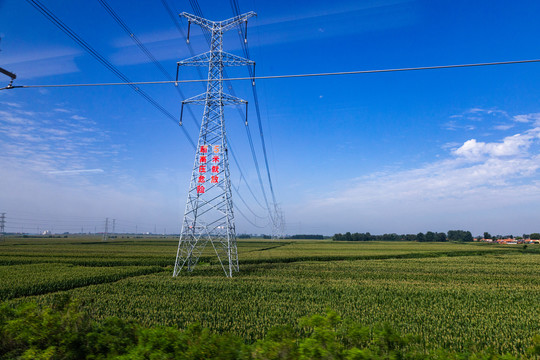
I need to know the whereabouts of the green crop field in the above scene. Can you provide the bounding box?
[0,237,538,356]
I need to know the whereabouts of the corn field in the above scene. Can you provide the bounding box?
[1,237,538,355]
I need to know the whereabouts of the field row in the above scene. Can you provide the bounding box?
[0,263,165,300]
[0,239,524,267]
[12,254,539,355]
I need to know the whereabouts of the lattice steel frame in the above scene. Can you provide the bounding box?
[173,11,255,277]
[0,213,5,242]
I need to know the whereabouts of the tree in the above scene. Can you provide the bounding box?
[435,232,447,242]
[425,231,435,242]
[333,233,343,241]
[530,233,540,240]
[416,232,425,242]
[484,232,492,239]
[447,230,473,242]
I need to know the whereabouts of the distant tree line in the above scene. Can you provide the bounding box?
[286,234,324,240]
[476,232,540,240]
[252,234,326,239]
[333,230,474,242]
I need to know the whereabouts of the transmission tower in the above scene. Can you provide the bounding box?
[173,11,256,277]
[271,205,285,240]
[0,213,5,242]
[102,217,109,242]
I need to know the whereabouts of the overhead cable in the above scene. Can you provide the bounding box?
[24,0,196,148]
[230,0,279,208]
[7,58,540,90]
[98,0,200,128]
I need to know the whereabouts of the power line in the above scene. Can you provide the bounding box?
[234,202,268,228]
[228,0,274,214]
[232,185,268,221]
[227,141,267,210]
[6,58,540,90]
[160,0,207,86]
[230,0,278,209]
[24,0,196,149]
[98,0,200,129]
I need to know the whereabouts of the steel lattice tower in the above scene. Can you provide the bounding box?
[0,213,5,242]
[102,217,109,242]
[173,11,255,277]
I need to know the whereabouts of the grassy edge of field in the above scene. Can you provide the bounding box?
[1,299,539,360]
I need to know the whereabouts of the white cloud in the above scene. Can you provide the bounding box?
[443,120,476,131]
[297,116,540,234]
[0,107,119,175]
[453,128,539,161]
[0,47,81,79]
[0,47,80,66]
[0,101,21,108]
[493,124,514,131]
[0,161,179,234]
[47,169,104,175]
[441,142,460,150]
[513,113,540,124]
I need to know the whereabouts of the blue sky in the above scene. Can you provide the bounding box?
[1,0,540,236]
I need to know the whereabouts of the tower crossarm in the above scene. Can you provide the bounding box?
[220,92,247,105]
[179,51,254,67]
[183,92,247,105]
[220,52,254,66]
[180,12,256,33]
[178,52,211,66]
[181,93,209,105]
[219,12,256,32]
[179,12,214,31]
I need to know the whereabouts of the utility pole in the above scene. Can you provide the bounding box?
[173,11,255,278]
[102,217,109,241]
[0,213,5,242]
[112,219,116,234]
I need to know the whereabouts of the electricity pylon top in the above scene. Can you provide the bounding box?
[173,12,255,277]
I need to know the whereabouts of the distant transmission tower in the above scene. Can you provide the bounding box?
[102,217,109,241]
[0,213,5,242]
[173,11,256,277]
[272,205,285,239]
